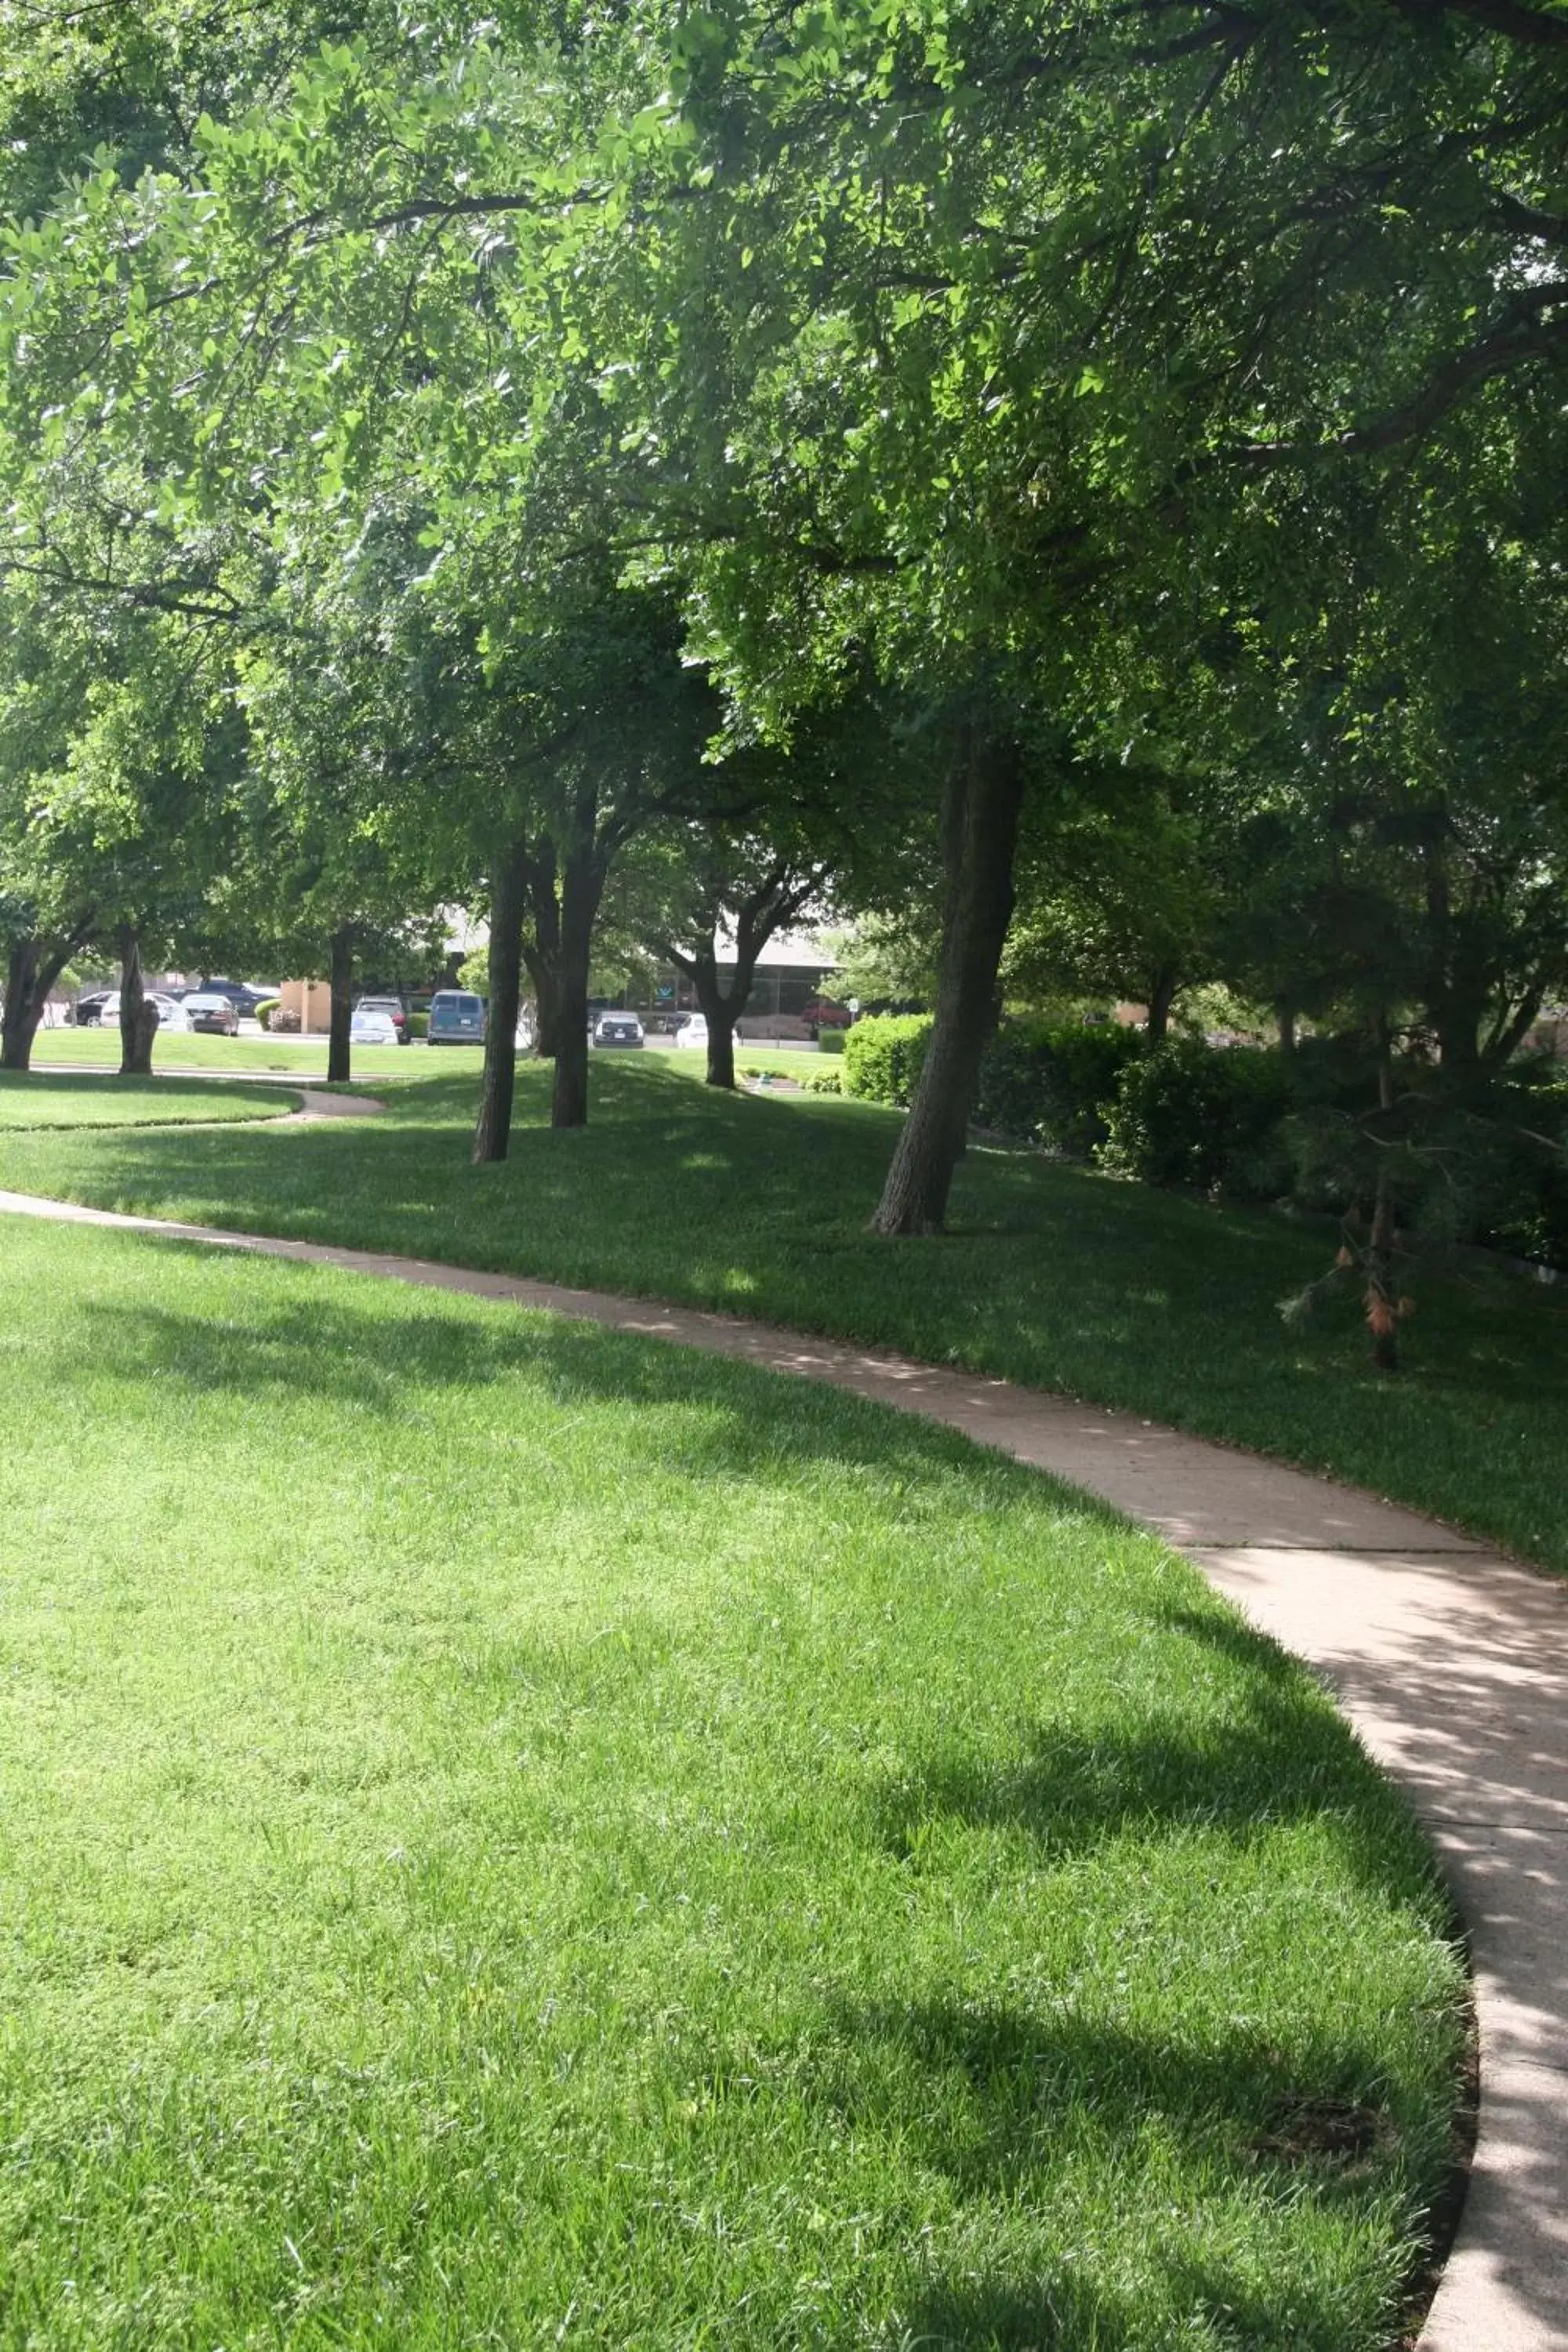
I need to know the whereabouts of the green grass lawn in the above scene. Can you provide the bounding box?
[31,1028,475,1081]
[0,1055,1561,1572]
[0,1219,1466,2348]
[0,1071,299,1129]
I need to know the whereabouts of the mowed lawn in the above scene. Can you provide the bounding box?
[27,1028,469,1081]
[0,1071,299,1128]
[2,1053,1563,1573]
[0,1221,1464,2349]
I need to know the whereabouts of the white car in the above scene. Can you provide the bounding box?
[349,1006,401,1046]
[672,1013,710,1049]
[96,991,192,1033]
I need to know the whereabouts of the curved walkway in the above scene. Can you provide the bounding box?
[292,1085,384,1120]
[1,1185,1563,2350]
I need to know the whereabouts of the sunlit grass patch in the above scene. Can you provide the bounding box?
[0,1220,1467,2350]
[0,1070,297,1127]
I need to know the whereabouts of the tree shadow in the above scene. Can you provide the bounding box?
[874,1597,1442,1900]
[803,1994,1428,2350]
[893,2246,1381,2352]
[62,1274,1087,1501]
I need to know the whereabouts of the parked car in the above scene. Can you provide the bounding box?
[353,993,410,1043]
[593,1011,645,1048]
[349,1005,401,1047]
[426,989,486,1045]
[181,978,272,1018]
[71,990,114,1026]
[671,1013,709,1049]
[181,991,241,1036]
[96,991,192,1033]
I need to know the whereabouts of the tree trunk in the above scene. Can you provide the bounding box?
[327,924,354,1085]
[1277,1006,1298,1057]
[473,842,529,1165]
[1145,964,1179,1044]
[871,730,1026,1236]
[527,959,561,1058]
[670,945,746,1091]
[521,845,562,1060]
[659,869,820,1094]
[2,940,47,1073]
[1480,985,1546,1072]
[550,841,604,1131]
[1366,1030,1400,1374]
[705,1006,738,1090]
[117,926,158,1077]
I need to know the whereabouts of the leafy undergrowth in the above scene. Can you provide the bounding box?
[0,1071,298,1128]
[0,1221,1466,2350]
[0,1054,1563,1570]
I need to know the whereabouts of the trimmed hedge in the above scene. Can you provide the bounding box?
[408,1010,430,1039]
[844,1012,1147,1159]
[838,1006,1566,1259]
[975,1018,1148,1156]
[842,1014,933,1106]
[816,1026,848,1055]
[253,997,282,1031]
[1098,1040,1294,1200]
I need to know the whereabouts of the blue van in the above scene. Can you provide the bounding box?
[426,989,486,1045]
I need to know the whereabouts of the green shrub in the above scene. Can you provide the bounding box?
[1098,1040,1294,1199]
[253,996,281,1031]
[408,1011,430,1040]
[842,1014,933,1105]
[975,1018,1149,1156]
[804,1069,843,1094]
[816,1027,848,1055]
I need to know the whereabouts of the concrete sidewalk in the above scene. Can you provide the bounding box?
[1,1185,1562,2350]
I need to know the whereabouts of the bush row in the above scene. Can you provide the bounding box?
[839,1014,1568,1265]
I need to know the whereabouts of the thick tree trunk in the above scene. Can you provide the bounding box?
[1366,1031,1400,1374]
[327,924,354,1086]
[1277,1006,1298,1058]
[2,940,47,1072]
[683,949,745,1091]
[664,872,819,1093]
[117,926,158,1077]
[550,843,603,1131]
[473,843,529,1165]
[705,1007,738,1091]
[1434,1009,1483,1076]
[521,847,562,1061]
[553,975,590,1127]
[1480,985,1546,1072]
[871,731,1026,1236]
[1145,965,1179,1044]
[526,958,561,1058]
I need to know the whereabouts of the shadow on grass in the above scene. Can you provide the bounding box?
[6,1053,1565,1572]
[64,1276,1111,1508]
[803,1994,1427,2350]
[895,2250,1377,2352]
[874,1598,1448,1911]
[819,1994,1396,2185]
